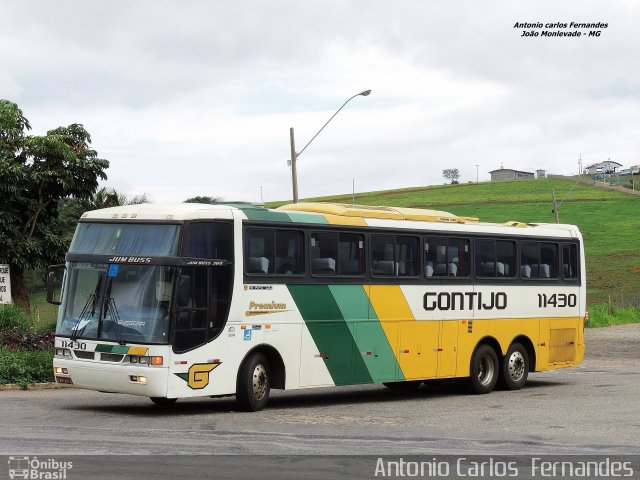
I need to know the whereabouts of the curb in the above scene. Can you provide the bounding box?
[0,382,59,391]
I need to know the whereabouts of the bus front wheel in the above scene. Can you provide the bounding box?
[237,352,271,412]
[499,343,529,390]
[467,344,499,394]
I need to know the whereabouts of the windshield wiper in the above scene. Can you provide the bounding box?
[105,297,126,346]
[70,293,96,340]
[70,275,103,340]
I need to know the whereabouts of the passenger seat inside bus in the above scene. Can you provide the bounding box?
[372,260,397,275]
[311,257,336,274]
[248,257,269,274]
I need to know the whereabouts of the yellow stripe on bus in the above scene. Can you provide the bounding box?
[367,285,441,380]
[323,214,368,226]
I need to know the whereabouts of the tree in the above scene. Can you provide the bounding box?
[0,99,109,313]
[442,168,460,184]
[184,195,222,204]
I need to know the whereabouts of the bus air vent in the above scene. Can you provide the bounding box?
[101,353,125,362]
[74,351,95,360]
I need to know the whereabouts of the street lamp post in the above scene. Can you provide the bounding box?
[289,89,371,203]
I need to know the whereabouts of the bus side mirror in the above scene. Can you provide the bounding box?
[46,264,65,305]
[177,275,191,307]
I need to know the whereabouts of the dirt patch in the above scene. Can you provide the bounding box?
[585,323,640,366]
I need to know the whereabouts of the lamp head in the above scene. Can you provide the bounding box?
[359,89,371,96]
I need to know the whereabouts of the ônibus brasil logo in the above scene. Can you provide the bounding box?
[8,456,73,479]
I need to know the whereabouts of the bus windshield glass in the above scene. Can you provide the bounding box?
[56,263,176,344]
[70,223,180,256]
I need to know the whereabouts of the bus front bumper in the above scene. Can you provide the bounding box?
[53,358,169,397]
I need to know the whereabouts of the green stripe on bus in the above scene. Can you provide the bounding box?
[95,344,129,354]
[329,285,404,382]
[234,205,327,224]
[284,212,328,224]
[287,284,373,386]
[241,209,293,222]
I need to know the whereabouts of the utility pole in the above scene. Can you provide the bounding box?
[475,164,479,183]
[352,178,355,205]
[290,127,298,203]
[551,189,560,224]
[288,90,371,203]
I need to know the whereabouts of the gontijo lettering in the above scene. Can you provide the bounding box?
[424,292,507,311]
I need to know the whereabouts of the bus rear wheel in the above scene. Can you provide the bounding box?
[237,352,271,412]
[499,343,529,390]
[150,397,177,406]
[467,344,499,394]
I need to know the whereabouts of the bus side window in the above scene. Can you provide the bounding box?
[372,235,418,277]
[338,233,364,276]
[182,222,233,259]
[245,229,275,274]
[371,235,396,275]
[475,239,515,278]
[425,237,469,277]
[275,230,304,275]
[310,232,338,275]
[540,242,558,278]
[562,243,578,279]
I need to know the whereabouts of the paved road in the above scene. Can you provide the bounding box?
[1,325,639,456]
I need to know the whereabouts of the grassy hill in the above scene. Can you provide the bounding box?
[269,178,640,304]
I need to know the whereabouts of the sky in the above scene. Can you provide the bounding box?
[1,0,639,204]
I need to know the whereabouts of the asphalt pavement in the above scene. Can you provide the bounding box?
[1,324,639,456]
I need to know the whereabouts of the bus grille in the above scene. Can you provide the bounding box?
[548,328,576,363]
[74,351,95,360]
[100,353,124,362]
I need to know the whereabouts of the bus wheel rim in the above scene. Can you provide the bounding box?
[252,364,267,400]
[477,355,495,386]
[508,351,525,382]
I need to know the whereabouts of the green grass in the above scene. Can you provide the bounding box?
[269,178,640,305]
[29,289,59,330]
[586,304,640,328]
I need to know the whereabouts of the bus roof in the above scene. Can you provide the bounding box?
[79,202,580,238]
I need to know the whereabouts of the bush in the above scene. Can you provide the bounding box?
[0,329,54,350]
[0,348,54,386]
[0,304,35,334]
[587,303,640,328]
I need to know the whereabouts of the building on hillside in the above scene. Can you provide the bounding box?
[536,169,546,179]
[584,160,622,175]
[489,168,535,181]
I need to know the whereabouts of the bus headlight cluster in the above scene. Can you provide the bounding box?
[55,348,72,358]
[129,355,149,364]
[128,355,163,366]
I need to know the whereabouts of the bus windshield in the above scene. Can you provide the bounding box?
[56,263,176,344]
[70,223,180,256]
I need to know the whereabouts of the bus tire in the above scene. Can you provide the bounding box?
[237,352,271,412]
[382,381,422,390]
[150,397,177,406]
[500,342,529,390]
[467,344,499,394]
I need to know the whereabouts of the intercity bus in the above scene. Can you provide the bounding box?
[48,202,585,411]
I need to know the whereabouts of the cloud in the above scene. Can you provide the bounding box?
[1,0,638,203]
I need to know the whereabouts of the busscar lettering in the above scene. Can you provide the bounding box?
[424,292,507,311]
